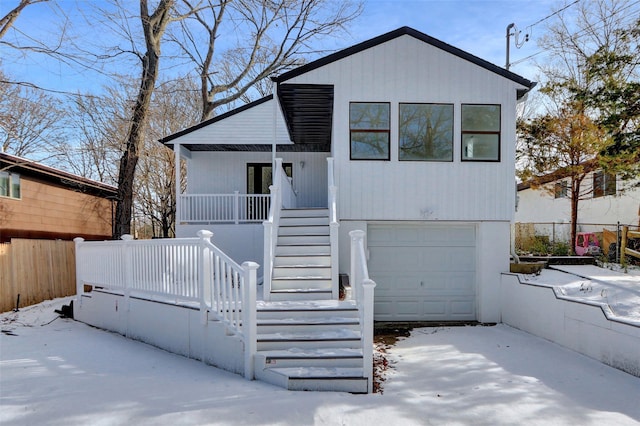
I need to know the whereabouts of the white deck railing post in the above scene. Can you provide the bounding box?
[349,229,376,394]
[198,230,214,325]
[234,191,240,224]
[242,261,259,380]
[121,234,134,314]
[73,237,85,306]
[328,158,339,299]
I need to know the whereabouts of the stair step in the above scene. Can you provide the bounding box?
[276,245,330,256]
[280,208,329,218]
[274,255,331,267]
[269,367,368,393]
[257,329,361,350]
[278,235,330,245]
[257,317,360,333]
[257,348,363,368]
[279,225,329,236]
[273,266,331,279]
[271,278,332,291]
[268,289,333,301]
[257,300,358,319]
[279,217,329,226]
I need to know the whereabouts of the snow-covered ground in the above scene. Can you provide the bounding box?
[2,296,639,425]
[519,264,640,325]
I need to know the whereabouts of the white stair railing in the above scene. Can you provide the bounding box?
[349,230,376,394]
[262,158,295,300]
[179,193,270,223]
[327,157,340,299]
[74,232,259,379]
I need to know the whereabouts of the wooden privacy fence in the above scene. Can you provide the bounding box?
[0,239,76,313]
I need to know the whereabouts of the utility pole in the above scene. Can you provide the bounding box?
[506,23,515,70]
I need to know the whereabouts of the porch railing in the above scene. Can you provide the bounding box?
[74,232,259,380]
[349,230,376,394]
[263,158,296,299]
[179,192,270,224]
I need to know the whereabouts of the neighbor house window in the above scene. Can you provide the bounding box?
[350,102,390,160]
[0,171,20,199]
[399,103,453,161]
[554,180,568,199]
[461,104,501,161]
[593,171,616,198]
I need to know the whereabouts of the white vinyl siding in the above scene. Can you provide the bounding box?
[188,151,329,208]
[285,34,522,222]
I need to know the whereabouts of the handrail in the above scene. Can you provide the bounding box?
[263,158,289,300]
[327,157,339,299]
[74,232,259,379]
[349,230,376,394]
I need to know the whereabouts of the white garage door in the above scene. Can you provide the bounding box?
[368,224,476,321]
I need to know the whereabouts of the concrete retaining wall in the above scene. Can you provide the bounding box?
[501,273,640,377]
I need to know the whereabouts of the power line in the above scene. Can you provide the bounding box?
[527,0,582,29]
[509,0,640,68]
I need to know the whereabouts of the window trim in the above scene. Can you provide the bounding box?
[349,102,391,161]
[460,104,501,162]
[398,102,454,162]
[0,171,21,200]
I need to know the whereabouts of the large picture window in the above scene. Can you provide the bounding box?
[0,171,20,199]
[350,102,390,160]
[593,171,616,198]
[461,104,501,161]
[399,103,453,161]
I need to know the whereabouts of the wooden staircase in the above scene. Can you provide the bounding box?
[256,208,369,393]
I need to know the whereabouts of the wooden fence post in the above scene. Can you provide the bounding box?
[242,261,259,380]
[620,226,628,265]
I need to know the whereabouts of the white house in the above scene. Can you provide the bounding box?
[73,27,536,393]
[516,169,640,238]
[161,27,535,323]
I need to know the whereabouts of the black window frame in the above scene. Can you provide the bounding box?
[349,102,391,161]
[398,102,454,162]
[461,104,501,162]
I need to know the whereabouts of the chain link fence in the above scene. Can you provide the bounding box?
[514,222,638,260]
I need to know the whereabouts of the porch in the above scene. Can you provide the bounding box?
[73,157,377,393]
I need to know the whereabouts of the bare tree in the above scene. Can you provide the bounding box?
[0,0,48,40]
[0,69,67,160]
[113,0,190,238]
[170,0,362,120]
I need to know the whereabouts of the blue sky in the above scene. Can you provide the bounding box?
[0,0,585,95]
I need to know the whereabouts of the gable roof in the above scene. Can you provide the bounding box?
[0,152,118,198]
[273,26,536,96]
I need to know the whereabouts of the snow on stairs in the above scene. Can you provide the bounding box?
[254,299,368,393]
[271,208,333,301]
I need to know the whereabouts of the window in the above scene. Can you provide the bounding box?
[399,103,453,161]
[350,102,390,160]
[554,181,568,199]
[0,172,20,199]
[593,171,616,198]
[461,104,501,161]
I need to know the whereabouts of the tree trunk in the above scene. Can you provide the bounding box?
[569,176,582,255]
[113,0,173,239]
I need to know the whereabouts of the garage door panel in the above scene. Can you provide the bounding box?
[368,224,477,322]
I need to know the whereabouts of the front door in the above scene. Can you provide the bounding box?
[246,163,292,219]
[247,163,293,194]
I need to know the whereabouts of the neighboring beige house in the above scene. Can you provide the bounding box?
[0,152,117,243]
